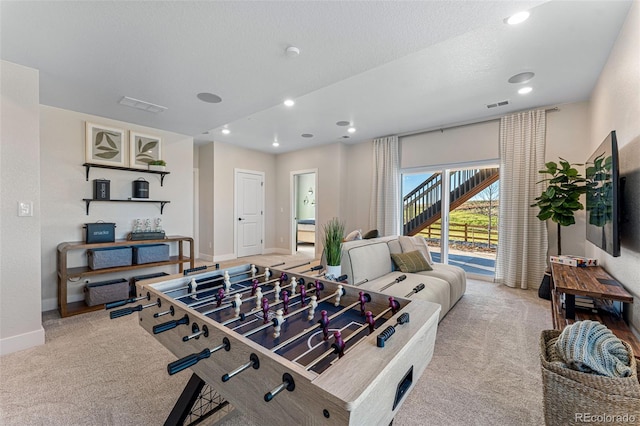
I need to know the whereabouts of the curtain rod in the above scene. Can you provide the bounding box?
[396,106,559,138]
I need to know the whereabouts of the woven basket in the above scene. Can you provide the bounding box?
[540,329,640,426]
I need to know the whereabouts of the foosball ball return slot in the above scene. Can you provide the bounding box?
[110,262,440,425]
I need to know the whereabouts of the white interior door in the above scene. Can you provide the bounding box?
[236,170,264,258]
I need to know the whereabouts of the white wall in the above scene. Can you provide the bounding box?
[39,106,193,310]
[275,143,347,258]
[545,102,591,256]
[0,61,45,355]
[198,143,214,260]
[586,0,640,333]
[211,141,277,260]
[344,140,374,233]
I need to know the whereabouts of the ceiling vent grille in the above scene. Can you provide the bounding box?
[486,100,510,109]
[119,96,167,113]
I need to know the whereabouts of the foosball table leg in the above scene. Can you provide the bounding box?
[164,373,230,426]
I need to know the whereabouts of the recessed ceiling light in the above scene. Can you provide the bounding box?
[284,99,295,107]
[347,127,356,134]
[197,92,222,103]
[301,133,314,138]
[221,128,230,135]
[506,11,530,25]
[508,72,535,84]
[272,142,280,147]
[336,121,350,126]
[518,87,533,95]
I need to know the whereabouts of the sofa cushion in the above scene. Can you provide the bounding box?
[415,264,467,310]
[362,229,379,239]
[399,235,433,264]
[391,250,433,273]
[345,229,362,241]
[341,239,395,285]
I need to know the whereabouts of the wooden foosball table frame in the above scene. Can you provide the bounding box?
[119,262,440,425]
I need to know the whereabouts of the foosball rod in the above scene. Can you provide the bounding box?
[283,261,311,270]
[304,306,395,370]
[242,288,344,338]
[110,299,161,319]
[379,274,407,291]
[181,273,286,307]
[163,266,269,295]
[294,264,324,274]
[105,292,150,310]
[270,293,371,352]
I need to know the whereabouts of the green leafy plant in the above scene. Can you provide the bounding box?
[531,159,587,254]
[149,160,166,166]
[322,217,345,266]
[585,153,613,227]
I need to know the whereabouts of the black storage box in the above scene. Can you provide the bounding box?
[133,244,170,264]
[93,179,110,200]
[132,178,149,198]
[87,246,132,269]
[84,278,128,306]
[129,231,166,241]
[84,222,116,243]
[130,272,170,296]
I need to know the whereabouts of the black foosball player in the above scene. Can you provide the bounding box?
[318,310,330,341]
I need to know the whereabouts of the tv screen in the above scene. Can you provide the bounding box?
[585,130,620,257]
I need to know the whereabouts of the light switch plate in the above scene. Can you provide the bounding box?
[18,201,33,217]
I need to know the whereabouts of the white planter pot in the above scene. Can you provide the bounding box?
[325,264,341,279]
[148,165,166,172]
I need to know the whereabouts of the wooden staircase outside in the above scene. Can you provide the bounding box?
[403,168,499,236]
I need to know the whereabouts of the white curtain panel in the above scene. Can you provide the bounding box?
[370,136,400,236]
[495,110,548,289]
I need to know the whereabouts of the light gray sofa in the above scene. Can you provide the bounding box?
[335,236,466,322]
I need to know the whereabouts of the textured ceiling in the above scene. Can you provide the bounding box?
[0,1,632,153]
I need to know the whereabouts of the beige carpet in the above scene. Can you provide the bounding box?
[0,254,551,425]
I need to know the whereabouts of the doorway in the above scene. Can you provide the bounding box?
[235,169,264,258]
[291,170,317,257]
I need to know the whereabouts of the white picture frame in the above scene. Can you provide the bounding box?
[85,122,126,166]
[129,131,162,169]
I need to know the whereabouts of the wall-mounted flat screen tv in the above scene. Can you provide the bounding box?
[585,130,621,257]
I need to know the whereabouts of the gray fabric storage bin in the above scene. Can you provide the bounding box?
[84,278,128,306]
[87,246,133,270]
[129,272,170,296]
[133,244,170,264]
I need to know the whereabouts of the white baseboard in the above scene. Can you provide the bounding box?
[198,253,214,263]
[264,248,290,255]
[213,253,237,262]
[0,326,45,355]
[42,294,85,313]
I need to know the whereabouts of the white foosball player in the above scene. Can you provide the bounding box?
[334,285,343,307]
[250,264,257,277]
[189,277,198,300]
[289,277,297,297]
[255,287,263,310]
[307,295,318,320]
[233,294,242,317]
[274,281,281,302]
[273,309,285,338]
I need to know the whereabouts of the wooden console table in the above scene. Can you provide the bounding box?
[57,235,194,317]
[550,263,640,358]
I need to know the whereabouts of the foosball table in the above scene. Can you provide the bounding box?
[109,262,440,425]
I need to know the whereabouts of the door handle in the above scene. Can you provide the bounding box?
[238,218,244,221]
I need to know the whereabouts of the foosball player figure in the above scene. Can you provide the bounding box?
[307,295,318,321]
[359,291,367,315]
[332,330,345,358]
[389,296,400,315]
[255,287,263,309]
[216,288,225,307]
[314,280,323,298]
[319,310,330,341]
[233,294,242,317]
[281,290,290,315]
[289,277,297,297]
[299,284,307,307]
[251,279,259,296]
[273,309,285,338]
[262,298,270,324]
[365,311,375,333]
[274,281,281,302]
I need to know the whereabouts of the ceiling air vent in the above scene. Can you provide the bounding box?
[119,96,167,113]
[486,100,510,109]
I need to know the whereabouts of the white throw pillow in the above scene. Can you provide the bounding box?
[345,229,362,241]
[398,235,433,264]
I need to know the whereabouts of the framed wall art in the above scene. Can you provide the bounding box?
[85,122,126,166]
[129,131,162,169]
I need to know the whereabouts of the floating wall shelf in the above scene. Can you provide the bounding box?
[82,199,170,215]
[83,163,170,186]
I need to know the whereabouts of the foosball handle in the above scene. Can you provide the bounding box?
[105,296,142,310]
[153,314,189,334]
[264,373,295,402]
[109,304,143,319]
[336,274,348,282]
[376,326,395,348]
[396,274,407,283]
[310,265,323,271]
[167,337,230,375]
[184,265,207,275]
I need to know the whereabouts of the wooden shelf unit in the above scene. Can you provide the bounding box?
[550,263,640,358]
[57,235,194,317]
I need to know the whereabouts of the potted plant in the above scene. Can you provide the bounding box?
[148,160,166,171]
[531,158,588,256]
[322,217,345,278]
